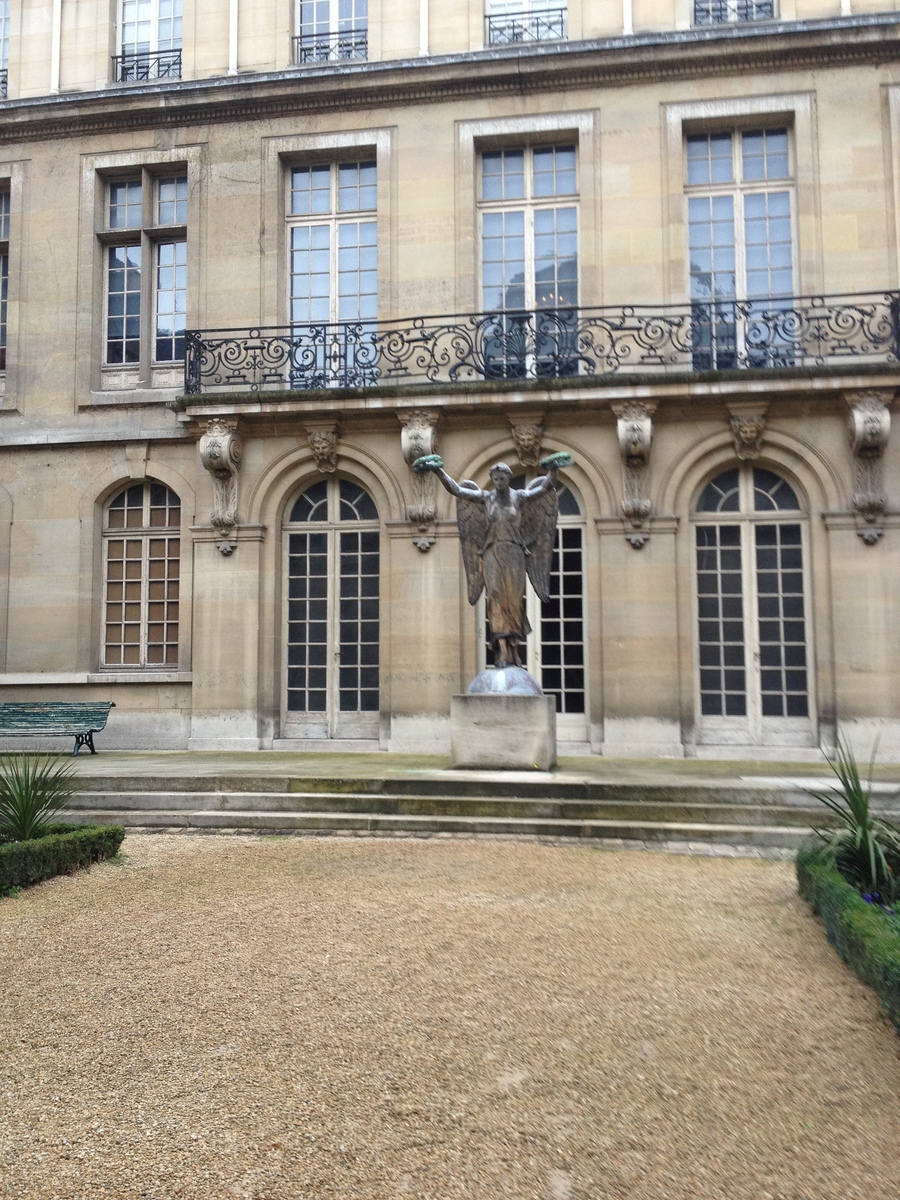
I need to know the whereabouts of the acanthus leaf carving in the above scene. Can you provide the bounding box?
[610,401,656,548]
[846,390,893,544]
[198,418,243,555]
[400,410,440,551]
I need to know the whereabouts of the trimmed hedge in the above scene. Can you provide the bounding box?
[0,823,125,893]
[796,842,900,1035]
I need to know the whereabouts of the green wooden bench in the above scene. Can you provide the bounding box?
[0,702,116,756]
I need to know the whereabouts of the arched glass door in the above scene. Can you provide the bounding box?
[694,464,813,747]
[283,477,380,739]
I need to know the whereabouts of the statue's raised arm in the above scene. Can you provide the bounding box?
[413,451,575,668]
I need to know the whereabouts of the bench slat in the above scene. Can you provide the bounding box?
[0,703,116,753]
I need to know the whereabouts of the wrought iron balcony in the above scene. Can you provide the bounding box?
[183,292,900,396]
[0,69,7,99]
[113,48,182,83]
[292,28,368,64]
[693,0,775,23]
[485,8,567,44]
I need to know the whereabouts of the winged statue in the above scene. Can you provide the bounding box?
[413,451,575,668]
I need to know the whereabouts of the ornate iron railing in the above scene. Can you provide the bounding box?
[292,28,368,64]
[113,48,182,82]
[485,8,567,44]
[183,293,900,395]
[0,69,7,99]
[694,0,774,23]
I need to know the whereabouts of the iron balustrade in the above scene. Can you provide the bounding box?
[113,48,182,82]
[485,8,567,44]
[292,28,368,63]
[183,292,900,395]
[693,0,775,23]
[0,69,7,99]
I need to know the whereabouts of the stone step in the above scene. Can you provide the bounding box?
[65,806,811,847]
[65,790,842,828]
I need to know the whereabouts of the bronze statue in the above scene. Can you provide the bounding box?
[413,451,574,668]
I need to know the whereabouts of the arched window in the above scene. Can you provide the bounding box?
[694,464,812,746]
[283,477,380,739]
[103,480,180,667]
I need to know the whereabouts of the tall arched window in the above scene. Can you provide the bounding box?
[103,480,180,667]
[693,464,813,747]
[283,477,380,739]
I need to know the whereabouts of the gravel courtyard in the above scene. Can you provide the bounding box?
[1,834,898,1200]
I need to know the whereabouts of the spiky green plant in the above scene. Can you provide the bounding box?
[807,736,900,903]
[0,754,79,843]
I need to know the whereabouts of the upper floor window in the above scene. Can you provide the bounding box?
[486,0,567,45]
[287,160,377,387]
[103,481,181,668]
[479,144,578,377]
[293,0,368,65]
[115,0,182,82]
[0,190,8,372]
[694,0,774,24]
[686,128,794,369]
[101,171,187,370]
[0,0,9,97]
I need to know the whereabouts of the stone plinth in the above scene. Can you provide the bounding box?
[451,693,557,770]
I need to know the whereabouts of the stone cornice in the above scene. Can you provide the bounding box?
[0,15,898,143]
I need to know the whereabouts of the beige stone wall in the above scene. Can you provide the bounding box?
[1,16,899,755]
[7,0,899,98]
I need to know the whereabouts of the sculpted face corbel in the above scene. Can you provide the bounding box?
[507,411,545,469]
[198,418,243,555]
[610,401,656,548]
[845,390,893,544]
[305,419,341,474]
[399,409,440,551]
[725,401,769,462]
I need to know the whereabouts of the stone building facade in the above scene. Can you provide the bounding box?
[0,0,899,758]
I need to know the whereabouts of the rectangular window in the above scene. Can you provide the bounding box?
[102,171,188,371]
[694,0,774,24]
[685,128,794,369]
[0,189,8,372]
[485,0,566,45]
[116,0,182,81]
[287,160,377,387]
[479,144,578,378]
[0,0,9,97]
[294,0,368,64]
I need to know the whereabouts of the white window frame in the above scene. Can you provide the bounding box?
[478,143,579,315]
[692,464,816,748]
[282,476,381,740]
[99,167,188,388]
[118,0,182,55]
[101,480,182,670]
[294,0,368,63]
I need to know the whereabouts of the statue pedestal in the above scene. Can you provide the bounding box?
[450,693,557,771]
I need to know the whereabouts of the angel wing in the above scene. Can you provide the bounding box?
[456,485,489,606]
[519,479,559,604]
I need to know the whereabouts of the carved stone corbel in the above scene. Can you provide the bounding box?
[610,401,656,548]
[198,419,242,555]
[725,400,768,461]
[399,410,440,551]
[846,390,892,544]
[305,420,341,474]
[508,413,544,468]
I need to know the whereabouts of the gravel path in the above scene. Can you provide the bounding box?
[1,834,898,1200]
